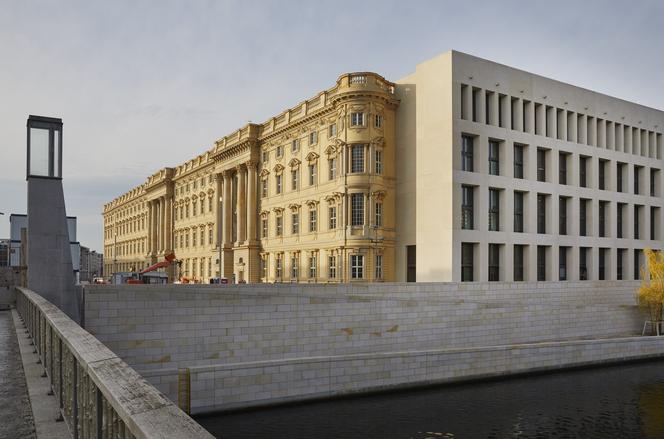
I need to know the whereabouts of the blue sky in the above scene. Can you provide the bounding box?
[1,0,663,252]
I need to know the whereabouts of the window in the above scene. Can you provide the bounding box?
[598,159,606,190]
[617,203,624,238]
[276,254,283,279]
[291,256,299,279]
[537,149,546,182]
[291,169,299,190]
[579,247,588,280]
[276,174,282,194]
[309,209,317,232]
[309,131,317,145]
[651,207,658,240]
[599,201,607,237]
[375,254,383,279]
[351,193,364,226]
[374,202,382,227]
[291,139,300,153]
[292,213,299,234]
[350,254,364,279]
[580,199,588,236]
[192,200,197,216]
[461,185,474,230]
[514,191,524,233]
[599,248,607,280]
[488,244,500,281]
[559,153,567,185]
[351,145,365,173]
[309,255,317,278]
[375,114,383,128]
[261,179,268,198]
[350,112,365,126]
[328,256,337,279]
[276,214,283,236]
[262,217,268,238]
[208,198,213,213]
[559,197,567,235]
[329,206,337,229]
[375,150,383,174]
[208,228,213,245]
[461,243,474,282]
[200,201,204,215]
[559,247,568,281]
[262,150,269,163]
[192,229,197,246]
[635,249,642,280]
[580,156,588,187]
[488,188,500,231]
[261,255,267,279]
[617,163,624,192]
[617,248,624,280]
[635,166,641,195]
[537,246,546,281]
[309,163,317,186]
[328,123,337,138]
[462,135,474,172]
[537,194,546,234]
[329,158,337,180]
[407,245,416,282]
[513,245,524,281]
[635,206,641,239]
[488,140,500,175]
[276,145,284,158]
[513,144,524,179]
[651,169,658,196]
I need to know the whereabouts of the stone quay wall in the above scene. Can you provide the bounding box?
[82,281,664,413]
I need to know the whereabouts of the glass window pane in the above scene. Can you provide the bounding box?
[30,127,50,176]
[53,130,60,177]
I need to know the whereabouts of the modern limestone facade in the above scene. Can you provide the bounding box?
[104,50,664,283]
[103,73,398,283]
[395,51,664,282]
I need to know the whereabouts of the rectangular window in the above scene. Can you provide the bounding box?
[537,194,546,234]
[309,256,317,278]
[329,158,337,180]
[599,201,607,237]
[375,114,383,128]
[598,159,606,190]
[617,203,624,238]
[651,207,658,240]
[488,188,500,231]
[208,229,213,245]
[580,199,588,236]
[537,149,546,182]
[580,156,588,187]
[309,131,317,145]
[291,169,299,190]
[488,140,500,176]
[513,144,524,179]
[261,179,268,198]
[262,150,269,163]
[559,247,568,281]
[514,191,524,233]
[462,135,474,172]
[309,209,317,232]
[635,206,641,239]
[579,247,588,280]
[375,150,383,174]
[261,256,267,279]
[276,174,282,194]
[328,256,337,279]
[461,185,474,230]
[599,248,606,280]
[291,256,299,279]
[559,153,567,185]
[375,254,383,279]
[276,254,283,279]
[488,243,500,281]
[513,245,524,281]
[292,213,299,235]
[276,145,283,158]
[329,206,337,229]
[461,243,474,282]
[291,139,300,152]
[635,249,642,280]
[276,215,283,236]
[262,217,268,238]
[635,166,641,195]
[651,169,658,197]
[374,202,382,227]
[617,248,624,280]
[617,163,624,192]
[350,112,365,126]
[351,145,365,173]
[329,123,337,138]
[350,254,364,279]
[351,193,364,226]
[559,197,567,235]
[537,246,546,281]
[192,229,197,246]
[309,163,317,186]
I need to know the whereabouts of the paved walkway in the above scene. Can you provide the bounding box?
[0,309,36,438]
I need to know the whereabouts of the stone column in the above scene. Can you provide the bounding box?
[151,200,158,255]
[215,173,223,247]
[222,170,233,246]
[146,202,153,255]
[236,165,247,244]
[246,162,257,243]
[165,196,172,251]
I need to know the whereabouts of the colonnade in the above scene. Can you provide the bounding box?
[214,161,258,248]
[146,195,172,255]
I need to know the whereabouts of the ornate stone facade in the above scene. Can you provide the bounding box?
[103,72,398,283]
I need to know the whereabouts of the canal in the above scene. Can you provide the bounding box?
[197,359,664,439]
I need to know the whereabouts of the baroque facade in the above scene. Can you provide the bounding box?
[103,73,398,283]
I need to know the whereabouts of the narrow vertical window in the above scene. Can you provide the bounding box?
[617,203,624,238]
[276,174,282,194]
[350,254,364,279]
[461,243,474,281]
[309,163,317,186]
[262,217,268,238]
[559,247,567,281]
[291,169,299,190]
[374,114,383,128]
[559,197,567,235]
[488,188,500,231]
[329,158,337,180]
[580,156,587,188]
[375,150,383,174]
[599,248,606,280]
[488,244,499,281]
[513,245,524,281]
[351,193,364,226]
[329,206,337,229]
[291,213,299,235]
[309,255,317,278]
[537,149,546,182]
[488,140,500,175]
[537,194,546,234]
[599,201,607,237]
[598,160,606,190]
[461,135,474,172]
[461,185,474,230]
[351,145,365,173]
[374,202,383,227]
[375,254,383,279]
[309,209,317,232]
[328,256,337,279]
[559,153,567,185]
[579,247,588,280]
[329,123,337,138]
[513,191,523,232]
[537,246,546,281]
[513,144,524,179]
[580,199,587,237]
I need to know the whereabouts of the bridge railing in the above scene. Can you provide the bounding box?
[15,287,214,439]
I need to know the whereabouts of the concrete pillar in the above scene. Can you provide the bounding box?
[236,165,247,244]
[567,111,577,143]
[577,114,587,145]
[246,162,257,243]
[488,91,499,126]
[513,98,523,131]
[223,171,233,246]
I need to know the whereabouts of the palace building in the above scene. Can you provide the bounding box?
[103,51,664,283]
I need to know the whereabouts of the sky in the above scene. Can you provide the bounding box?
[1,0,663,253]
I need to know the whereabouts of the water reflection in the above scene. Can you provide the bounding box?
[197,360,664,438]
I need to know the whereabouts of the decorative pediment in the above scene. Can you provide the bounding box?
[305,151,320,162]
[273,207,284,214]
[260,168,271,177]
[288,203,301,212]
[371,190,387,201]
[305,199,319,207]
[207,188,215,195]
[273,164,285,173]
[191,194,198,200]
[324,192,343,204]
[260,210,270,217]
[199,191,206,198]
[371,136,385,147]
[289,158,301,168]
[324,144,339,157]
